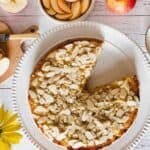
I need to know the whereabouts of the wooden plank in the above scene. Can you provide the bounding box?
[0,0,150,17]
[0,15,148,47]
[88,15,149,47]
[0,15,56,33]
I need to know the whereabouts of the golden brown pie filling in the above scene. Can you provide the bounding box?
[28,39,139,150]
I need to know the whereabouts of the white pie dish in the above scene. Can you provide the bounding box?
[38,0,95,23]
[12,22,150,150]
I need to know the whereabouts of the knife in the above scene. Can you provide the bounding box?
[0,33,40,42]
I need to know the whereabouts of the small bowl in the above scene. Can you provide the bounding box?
[38,0,95,23]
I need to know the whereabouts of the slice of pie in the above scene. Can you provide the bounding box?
[29,39,103,105]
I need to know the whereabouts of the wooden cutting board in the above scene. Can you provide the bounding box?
[0,21,38,83]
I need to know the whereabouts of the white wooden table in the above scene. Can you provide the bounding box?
[0,0,150,149]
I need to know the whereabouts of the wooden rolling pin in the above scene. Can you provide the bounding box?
[0,33,40,42]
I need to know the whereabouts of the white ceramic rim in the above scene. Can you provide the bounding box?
[38,0,95,23]
[11,21,150,150]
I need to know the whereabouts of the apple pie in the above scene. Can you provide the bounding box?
[28,39,139,150]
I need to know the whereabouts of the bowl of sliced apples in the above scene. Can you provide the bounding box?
[39,0,95,22]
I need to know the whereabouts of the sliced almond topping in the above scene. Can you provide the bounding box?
[85,131,94,140]
[43,94,54,104]
[34,106,48,115]
[120,88,127,99]
[72,142,86,149]
[127,101,137,107]
[29,90,37,99]
[50,127,60,138]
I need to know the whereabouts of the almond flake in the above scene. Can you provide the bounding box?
[43,94,54,104]
[34,106,48,115]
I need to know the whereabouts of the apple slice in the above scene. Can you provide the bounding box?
[0,53,3,59]
[55,13,72,20]
[146,26,150,53]
[0,49,4,59]
[65,0,78,2]
[50,0,64,14]
[0,0,28,13]
[0,57,9,76]
[46,7,56,15]
[57,0,71,13]
[70,1,81,20]
[42,0,51,9]
[81,0,91,14]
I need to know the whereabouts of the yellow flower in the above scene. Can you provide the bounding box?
[0,105,22,150]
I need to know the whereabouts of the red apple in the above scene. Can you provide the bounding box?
[106,0,136,14]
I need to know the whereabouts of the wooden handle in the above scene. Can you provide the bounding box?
[9,33,40,40]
